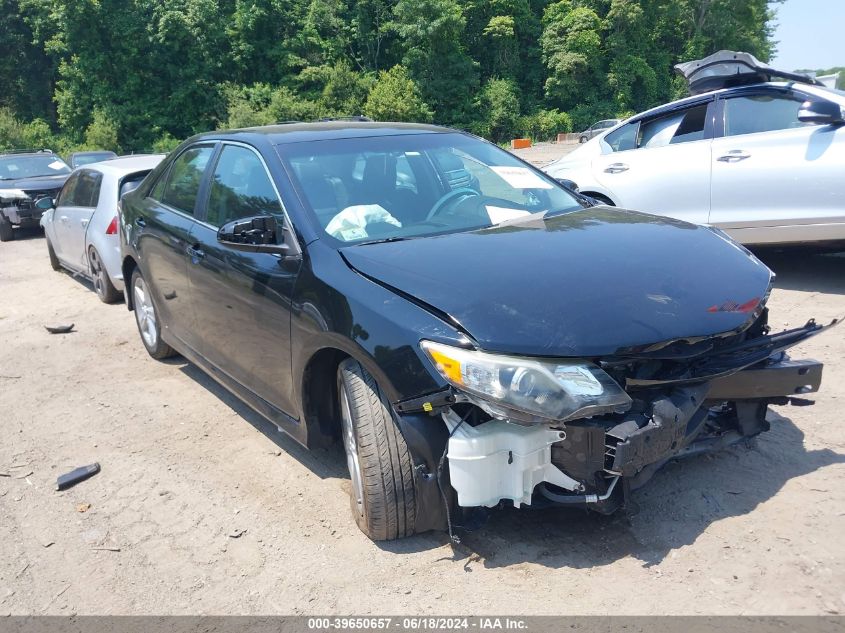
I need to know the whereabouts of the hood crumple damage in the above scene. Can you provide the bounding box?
[342,207,773,358]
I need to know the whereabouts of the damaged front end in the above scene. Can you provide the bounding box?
[404,311,836,518]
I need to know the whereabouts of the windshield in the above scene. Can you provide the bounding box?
[277,132,582,244]
[0,155,71,180]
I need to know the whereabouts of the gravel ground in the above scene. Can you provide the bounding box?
[1,220,844,615]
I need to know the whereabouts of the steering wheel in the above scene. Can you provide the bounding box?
[425,188,480,221]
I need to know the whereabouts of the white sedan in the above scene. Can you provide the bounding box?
[40,155,164,302]
[544,52,845,246]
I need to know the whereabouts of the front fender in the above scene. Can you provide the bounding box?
[290,242,466,417]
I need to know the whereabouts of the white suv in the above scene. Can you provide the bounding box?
[544,51,845,245]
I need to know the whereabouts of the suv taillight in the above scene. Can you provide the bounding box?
[106,215,118,235]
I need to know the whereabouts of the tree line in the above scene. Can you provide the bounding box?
[0,0,779,153]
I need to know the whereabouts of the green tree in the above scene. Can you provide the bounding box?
[393,0,478,124]
[364,65,433,122]
[475,78,521,142]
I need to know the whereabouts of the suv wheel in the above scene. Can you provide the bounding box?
[89,246,121,304]
[0,217,13,242]
[337,358,416,540]
[130,269,176,359]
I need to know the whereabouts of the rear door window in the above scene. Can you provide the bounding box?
[723,93,810,136]
[604,121,640,152]
[639,104,709,148]
[161,146,214,215]
[60,170,102,207]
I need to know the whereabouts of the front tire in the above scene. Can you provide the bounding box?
[130,269,176,359]
[0,217,13,242]
[89,246,121,304]
[337,358,416,541]
[579,135,588,144]
[46,238,61,271]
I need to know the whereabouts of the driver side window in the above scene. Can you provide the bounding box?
[205,145,282,227]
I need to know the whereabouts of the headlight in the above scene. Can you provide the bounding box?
[420,341,632,424]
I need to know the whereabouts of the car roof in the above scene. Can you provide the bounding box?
[71,150,116,157]
[190,121,453,146]
[83,154,165,175]
[623,81,823,124]
[0,151,59,158]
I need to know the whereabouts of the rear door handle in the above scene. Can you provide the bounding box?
[717,150,751,162]
[80,218,89,227]
[135,217,146,227]
[604,162,629,173]
[186,245,205,262]
[59,215,69,223]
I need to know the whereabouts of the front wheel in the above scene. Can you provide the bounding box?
[579,135,588,144]
[46,238,61,271]
[130,269,176,359]
[0,217,13,242]
[337,358,416,540]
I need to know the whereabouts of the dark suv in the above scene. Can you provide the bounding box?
[0,150,71,241]
[119,122,832,541]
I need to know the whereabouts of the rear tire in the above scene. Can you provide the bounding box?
[337,358,416,541]
[579,135,588,144]
[89,246,121,304]
[46,238,61,271]
[130,268,176,360]
[0,217,13,242]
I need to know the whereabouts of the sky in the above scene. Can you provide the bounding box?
[769,0,845,71]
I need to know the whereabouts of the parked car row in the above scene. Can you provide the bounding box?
[0,148,121,242]
[545,51,845,246]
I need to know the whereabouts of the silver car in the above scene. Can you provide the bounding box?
[40,155,164,302]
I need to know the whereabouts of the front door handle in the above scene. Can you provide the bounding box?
[186,245,205,262]
[59,215,69,223]
[717,150,751,162]
[604,162,629,173]
[135,217,146,227]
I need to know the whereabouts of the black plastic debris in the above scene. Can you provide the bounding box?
[56,463,100,491]
[45,324,75,334]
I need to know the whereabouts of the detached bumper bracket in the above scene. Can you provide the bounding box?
[706,358,822,401]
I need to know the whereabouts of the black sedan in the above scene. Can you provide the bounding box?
[119,122,833,541]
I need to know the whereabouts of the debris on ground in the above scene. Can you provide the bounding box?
[228,529,247,539]
[76,503,91,513]
[56,463,100,491]
[44,323,75,334]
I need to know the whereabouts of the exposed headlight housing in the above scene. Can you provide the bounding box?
[420,340,632,424]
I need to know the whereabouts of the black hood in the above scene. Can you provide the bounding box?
[340,208,773,358]
[2,173,68,192]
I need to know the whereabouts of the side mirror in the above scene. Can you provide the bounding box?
[798,100,844,125]
[217,215,291,255]
[34,197,55,211]
[555,178,580,193]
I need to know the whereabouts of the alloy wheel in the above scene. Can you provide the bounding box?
[133,276,158,349]
[339,386,365,517]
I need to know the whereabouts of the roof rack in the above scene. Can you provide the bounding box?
[0,148,55,155]
[317,115,374,123]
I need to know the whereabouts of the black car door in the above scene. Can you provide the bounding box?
[187,142,301,417]
[136,143,216,352]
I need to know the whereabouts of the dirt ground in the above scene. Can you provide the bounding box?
[1,187,844,615]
